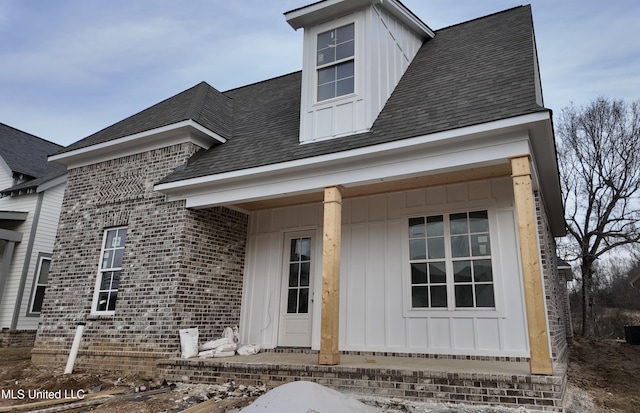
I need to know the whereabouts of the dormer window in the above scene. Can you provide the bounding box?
[316,23,354,102]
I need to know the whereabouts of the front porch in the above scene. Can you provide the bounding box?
[157,350,567,412]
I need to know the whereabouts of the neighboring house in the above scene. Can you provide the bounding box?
[33,1,570,408]
[0,123,66,346]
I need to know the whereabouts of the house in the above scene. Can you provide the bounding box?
[33,1,571,409]
[0,123,67,346]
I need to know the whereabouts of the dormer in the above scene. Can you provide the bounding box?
[286,0,434,144]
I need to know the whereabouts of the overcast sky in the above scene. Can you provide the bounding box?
[1,0,638,147]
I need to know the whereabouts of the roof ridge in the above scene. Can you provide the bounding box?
[185,82,213,121]
[435,5,528,32]
[0,122,63,149]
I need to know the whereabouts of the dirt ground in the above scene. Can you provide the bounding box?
[1,336,639,412]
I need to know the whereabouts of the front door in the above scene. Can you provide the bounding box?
[278,232,315,347]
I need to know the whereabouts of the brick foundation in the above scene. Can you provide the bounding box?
[0,329,37,347]
[158,352,567,411]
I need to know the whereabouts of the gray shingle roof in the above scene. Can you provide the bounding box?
[54,81,232,155]
[55,6,547,186]
[0,123,66,193]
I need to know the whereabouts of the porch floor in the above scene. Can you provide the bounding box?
[157,351,567,411]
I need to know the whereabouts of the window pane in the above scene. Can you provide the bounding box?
[317,30,334,50]
[453,261,472,282]
[33,286,46,312]
[97,292,109,311]
[290,239,299,261]
[298,288,309,313]
[111,271,120,290]
[336,61,354,80]
[429,262,446,283]
[289,263,299,287]
[409,217,425,238]
[105,230,116,249]
[336,41,354,60]
[427,237,445,259]
[38,259,50,284]
[455,285,474,307]
[471,234,491,256]
[300,262,310,286]
[469,211,489,232]
[475,284,495,307]
[299,238,311,260]
[107,292,117,311]
[116,229,127,247]
[318,66,334,86]
[336,78,354,96]
[318,83,334,101]
[450,213,468,234]
[101,251,112,269]
[451,235,470,257]
[411,263,427,284]
[287,289,297,313]
[112,248,124,268]
[336,24,354,43]
[409,239,426,260]
[473,259,493,282]
[431,285,447,307]
[412,286,429,308]
[426,216,444,236]
[100,272,112,290]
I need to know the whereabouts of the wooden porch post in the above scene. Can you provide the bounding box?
[510,156,553,375]
[318,186,342,365]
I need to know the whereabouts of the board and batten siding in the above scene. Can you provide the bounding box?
[240,177,531,357]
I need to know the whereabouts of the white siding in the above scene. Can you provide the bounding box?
[0,181,65,329]
[241,178,531,358]
[298,5,424,143]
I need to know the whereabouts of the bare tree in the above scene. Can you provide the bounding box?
[556,97,640,336]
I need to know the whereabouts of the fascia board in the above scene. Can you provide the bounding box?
[285,0,374,29]
[37,174,67,193]
[48,120,225,169]
[156,112,548,195]
[0,211,28,221]
[181,137,530,208]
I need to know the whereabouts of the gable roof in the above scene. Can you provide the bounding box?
[54,82,232,156]
[0,123,66,194]
[157,5,545,184]
[53,5,548,187]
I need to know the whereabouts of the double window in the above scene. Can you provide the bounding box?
[316,23,354,102]
[408,210,495,309]
[93,227,127,314]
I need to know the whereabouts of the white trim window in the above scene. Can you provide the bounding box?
[408,210,495,309]
[29,254,51,314]
[92,227,127,314]
[316,23,355,102]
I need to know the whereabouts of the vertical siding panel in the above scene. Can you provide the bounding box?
[385,220,405,348]
[453,318,476,351]
[407,317,427,349]
[366,222,386,347]
[431,318,452,349]
[346,224,368,348]
[477,318,501,351]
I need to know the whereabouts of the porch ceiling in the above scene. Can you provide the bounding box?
[234,162,512,211]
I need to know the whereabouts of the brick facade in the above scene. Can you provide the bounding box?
[0,329,36,347]
[535,191,571,364]
[32,143,248,375]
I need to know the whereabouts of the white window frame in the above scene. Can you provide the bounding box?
[307,14,359,105]
[315,22,355,102]
[402,204,504,318]
[91,227,127,315]
[27,253,51,315]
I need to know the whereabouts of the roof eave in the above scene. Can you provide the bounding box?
[285,0,434,38]
[49,120,225,169]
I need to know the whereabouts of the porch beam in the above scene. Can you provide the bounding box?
[318,186,342,365]
[510,156,553,375]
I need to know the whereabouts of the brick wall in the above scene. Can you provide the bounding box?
[0,329,36,347]
[535,191,570,364]
[32,143,248,374]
